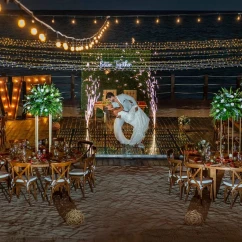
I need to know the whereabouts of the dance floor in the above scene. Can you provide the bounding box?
[57,117,216,158]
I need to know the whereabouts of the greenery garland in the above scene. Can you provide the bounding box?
[210,87,242,120]
[23,83,63,117]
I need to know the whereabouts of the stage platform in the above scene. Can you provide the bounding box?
[58,117,216,159]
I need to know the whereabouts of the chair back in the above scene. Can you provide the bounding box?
[10,162,31,183]
[103,89,117,101]
[167,149,183,178]
[50,161,71,184]
[185,162,204,185]
[124,90,137,100]
[230,167,242,189]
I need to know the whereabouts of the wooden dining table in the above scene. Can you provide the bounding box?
[188,154,240,200]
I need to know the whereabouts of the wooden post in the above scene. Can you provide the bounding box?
[203,75,208,100]
[49,114,52,152]
[236,75,242,90]
[171,74,175,100]
[71,74,75,101]
[35,115,39,152]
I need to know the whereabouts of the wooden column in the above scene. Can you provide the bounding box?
[236,75,242,90]
[71,74,75,101]
[203,74,208,100]
[171,74,175,100]
[35,115,39,152]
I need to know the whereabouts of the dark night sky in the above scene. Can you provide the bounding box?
[2,0,242,11]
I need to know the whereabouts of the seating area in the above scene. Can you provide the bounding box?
[0,137,97,206]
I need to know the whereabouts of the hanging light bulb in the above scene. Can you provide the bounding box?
[94,18,97,24]
[136,17,140,24]
[18,18,26,28]
[115,18,119,24]
[31,19,35,23]
[217,15,221,21]
[156,17,160,23]
[30,27,38,35]
[56,39,61,48]
[39,33,46,42]
[176,16,181,23]
[197,17,201,23]
[71,18,76,24]
[63,42,68,50]
[52,17,55,23]
[237,14,241,21]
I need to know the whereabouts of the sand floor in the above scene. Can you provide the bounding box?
[1,164,242,242]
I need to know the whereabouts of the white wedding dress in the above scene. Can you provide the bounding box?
[114,105,149,146]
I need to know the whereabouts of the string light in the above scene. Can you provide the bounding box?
[71,17,76,24]
[197,17,201,23]
[51,17,55,23]
[56,39,61,48]
[30,27,38,35]
[31,19,35,23]
[115,18,119,24]
[156,17,160,24]
[94,18,97,24]
[136,16,140,24]
[18,18,25,28]
[12,0,110,47]
[176,16,181,24]
[237,14,241,21]
[39,33,46,42]
[217,15,222,21]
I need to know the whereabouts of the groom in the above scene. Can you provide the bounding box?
[106,92,144,148]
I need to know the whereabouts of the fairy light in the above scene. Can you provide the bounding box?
[156,17,160,24]
[85,77,100,127]
[237,14,241,21]
[56,39,61,48]
[146,72,158,127]
[115,18,119,24]
[217,15,222,21]
[176,16,181,24]
[197,17,201,23]
[94,18,97,24]
[52,17,55,23]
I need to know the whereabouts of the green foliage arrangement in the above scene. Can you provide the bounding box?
[210,87,242,120]
[23,83,63,117]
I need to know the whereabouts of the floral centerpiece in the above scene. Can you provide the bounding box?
[197,139,210,159]
[210,87,242,120]
[178,115,191,126]
[23,83,63,117]
[23,83,63,152]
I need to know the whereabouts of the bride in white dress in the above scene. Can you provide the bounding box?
[113,105,150,147]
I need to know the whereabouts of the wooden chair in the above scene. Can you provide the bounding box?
[44,161,71,203]
[185,162,213,203]
[123,90,137,100]
[223,167,242,208]
[0,157,11,202]
[69,155,94,198]
[167,149,187,200]
[102,89,117,101]
[10,161,38,205]
[71,140,94,168]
